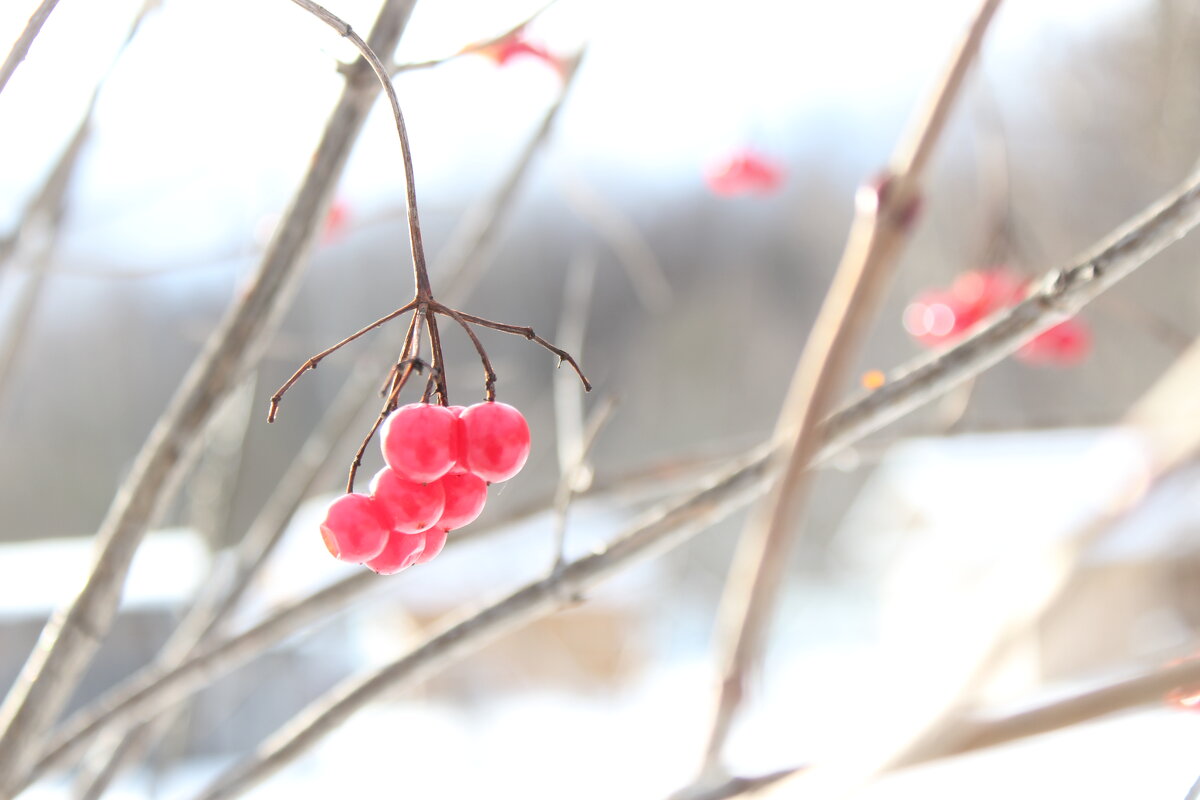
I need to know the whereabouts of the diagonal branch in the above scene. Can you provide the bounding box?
[0,0,62,97]
[0,1,420,793]
[451,309,592,390]
[698,0,1006,780]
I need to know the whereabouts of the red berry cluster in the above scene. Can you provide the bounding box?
[903,267,1091,366]
[319,401,531,574]
[704,148,785,197]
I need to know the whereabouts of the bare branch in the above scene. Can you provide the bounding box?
[699,0,1005,779]
[0,2,420,792]
[559,171,673,312]
[286,0,431,298]
[0,0,62,97]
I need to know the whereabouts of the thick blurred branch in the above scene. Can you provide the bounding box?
[698,0,1005,780]
[0,0,157,404]
[0,0,62,97]
[0,1,419,793]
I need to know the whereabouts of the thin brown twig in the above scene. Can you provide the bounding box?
[451,309,592,390]
[286,0,431,298]
[348,309,424,492]
[0,0,63,97]
[267,299,417,422]
[0,3,420,792]
[698,0,1005,781]
[435,303,498,401]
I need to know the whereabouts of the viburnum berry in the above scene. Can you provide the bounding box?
[320,493,390,563]
[459,401,531,483]
[380,403,460,483]
[415,527,449,564]
[437,472,488,530]
[476,33,563,74]
[704,149,785,197]
[905,267,1092,366]
[445,405,470,476]
[370,467,446,534]
[1017,317,1091,366]
[365,530,425,575]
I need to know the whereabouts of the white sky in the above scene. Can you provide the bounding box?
[0,0,1144,265]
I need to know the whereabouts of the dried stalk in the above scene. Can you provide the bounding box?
[699,0,1005,778]
[0,1,419,793]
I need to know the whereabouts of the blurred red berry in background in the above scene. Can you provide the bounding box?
[904,266,1091,367]
[475,32,563,75]
[705,149,785,196]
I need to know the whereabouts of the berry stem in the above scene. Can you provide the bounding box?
[285,0,433,303]
[424,312,449,404]
[436,304,497,401]
[448,308,591,391]
[268,299,417,422]
[346,308,423,492]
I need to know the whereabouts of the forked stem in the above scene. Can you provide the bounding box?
[267,299,417,422]
[435,303,498,401]
[449,308,591,391]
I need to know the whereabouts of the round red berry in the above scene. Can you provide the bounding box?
[437,472,488,530]
[320,493,390,563]
[365,530,425,575]
[446,405,470,475]
[415,527,448,564]
[380,403,459,483]
[459,401,531,483]
[1017,317,1091,366]
[370,468,446,534]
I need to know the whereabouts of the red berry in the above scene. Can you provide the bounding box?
[1017,317,1091,366]
[380,403,459,483]
[904,267,1027,349]
[459,401,531,483]
[370,468,446,534]
[320,493,390,563]
[704,149,784,196]
[446,405,470,475]
[437,472,488,530]
[365,530,425,575]
[477,34,563,74]
[902,289,967,347]
[415,527,448,564]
